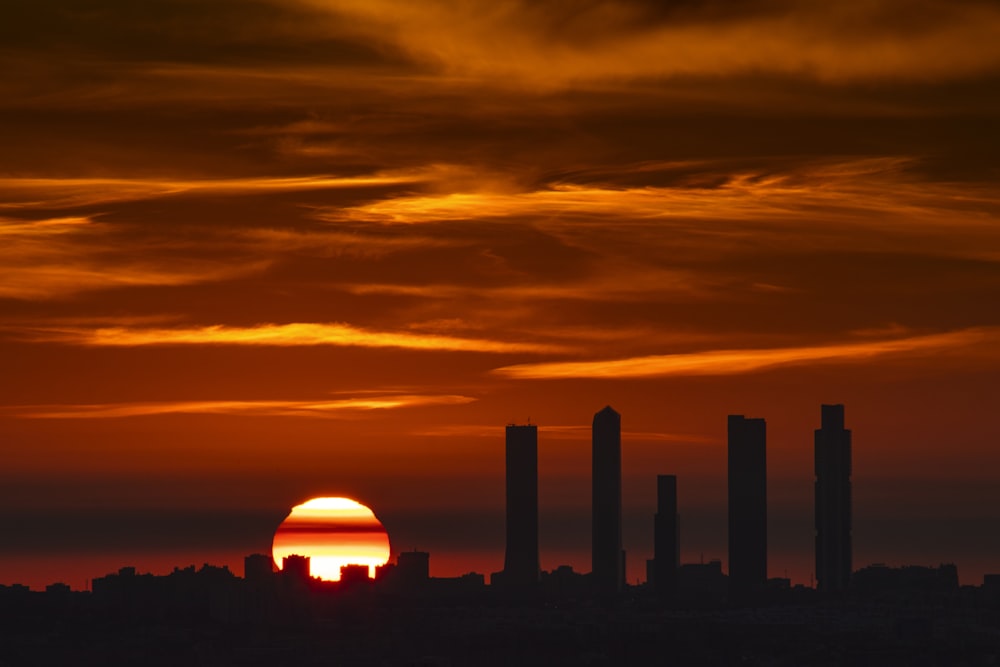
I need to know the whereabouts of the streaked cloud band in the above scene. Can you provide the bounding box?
[493,328,999,379]
[6,394,476,419]
[24,322,560,354]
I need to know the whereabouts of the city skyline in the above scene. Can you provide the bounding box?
[4,402,995,593]
[3,397,1000,590]
[3,1,1000,592]
[5,542,995,664]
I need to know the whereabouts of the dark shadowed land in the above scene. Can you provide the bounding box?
[3,558,1000,666]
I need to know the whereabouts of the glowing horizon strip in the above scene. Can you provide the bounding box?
[493,328,999,379]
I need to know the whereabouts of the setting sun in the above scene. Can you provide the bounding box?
[271,497,391,581]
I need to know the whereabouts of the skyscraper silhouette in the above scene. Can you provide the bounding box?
[727,415,767,600]
[652,474,679,597]
[503,424,539,589]
[815,403,852,593]
[592,406,624,593]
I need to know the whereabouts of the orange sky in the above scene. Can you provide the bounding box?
[2,0,1000,589]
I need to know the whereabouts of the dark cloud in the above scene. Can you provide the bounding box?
[0,0,400,67]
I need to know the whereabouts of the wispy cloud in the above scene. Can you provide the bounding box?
[340,268,712,303]
[493,328,1000,379]
[5,394,476,419]
[23,322,561,354]
[0,216,92,235]
[339,158,1000,231]
[243,227,463,258]
[0,173,420,210]
[0,262,270,301]
[0,216,270,300]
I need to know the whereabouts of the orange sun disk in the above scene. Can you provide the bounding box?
[271,497,391,581]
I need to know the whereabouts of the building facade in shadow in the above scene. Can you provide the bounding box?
[650,474,679,598]
[592,406,624,594]
[503,423,539,590]
[815,403,852,593]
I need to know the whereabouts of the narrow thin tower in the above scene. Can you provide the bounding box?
[814,404,852,593]
[504,424,539,589]
[728,414,767,600]
[592,406,624,593]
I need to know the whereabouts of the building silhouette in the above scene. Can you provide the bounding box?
[375,550,430,592]
[852,563,958,596]
[339,564,371,585]
[243,553,274,585]
[727,415,767,599]
[397,550,430,585]
[592,405,624,593]
[282,555,311,583]
[650,474,679,597]
[677,559,727,605]
[815,403,852,593]
[503,424,540,589]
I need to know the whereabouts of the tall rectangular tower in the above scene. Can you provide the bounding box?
[592,406,624,593]
[727,415,767,600]
[652,474,679,597]
[504,424,539,589]
[815,404,852,593]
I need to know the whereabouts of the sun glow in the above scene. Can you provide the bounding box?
[271,497,391,581]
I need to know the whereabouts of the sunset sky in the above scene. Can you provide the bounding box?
[3,0,1000,589]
